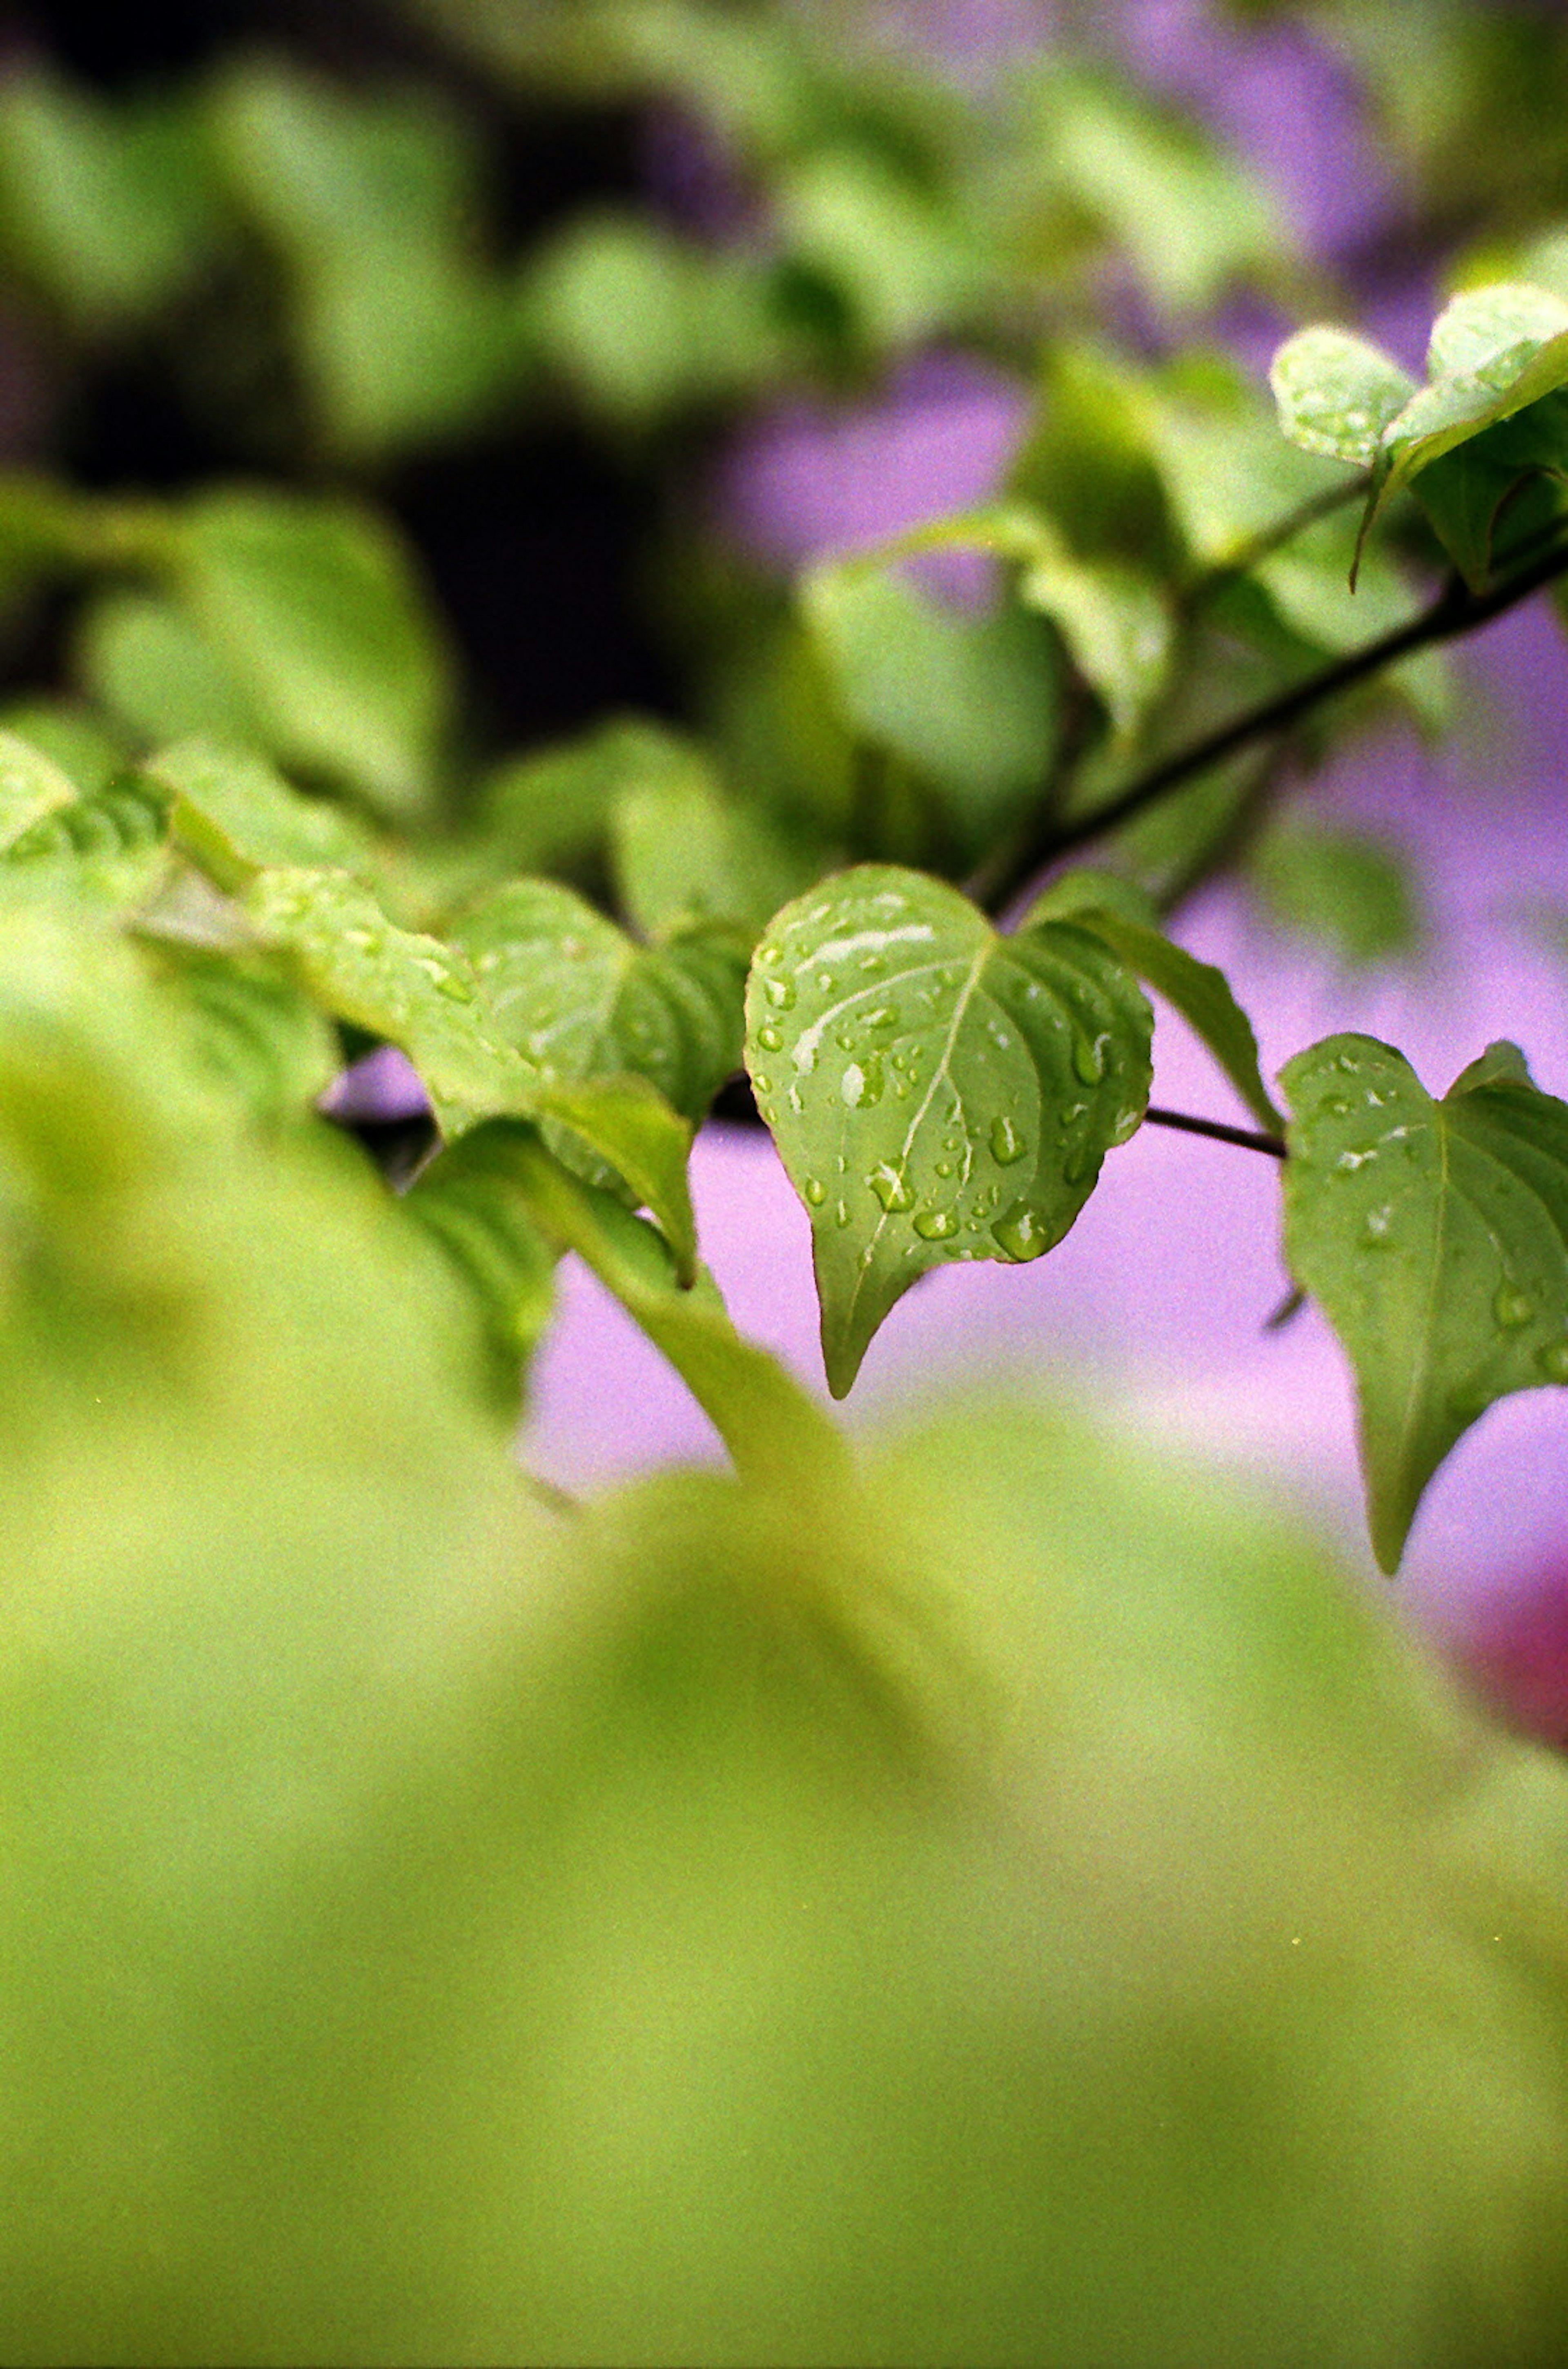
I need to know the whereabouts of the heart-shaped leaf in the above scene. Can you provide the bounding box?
[448,878,747,1125]
[245,867,697,1272]
[746,865,1152,1395]
[1269,325,1415,468]
[1281,1034,1568,1572]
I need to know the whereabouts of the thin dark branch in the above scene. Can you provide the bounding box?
[980,530,1568,916]
[1145,1105,1287,1159]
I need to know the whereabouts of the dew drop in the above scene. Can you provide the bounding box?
[934,1159,954,1179]
[757,944,783,967]
[1362,1206,1393,1246]
[1324,1096,1352,1119]
[841,1055,884,1108]
[1539,1339,1568,1382]
[834,1199,851,1228]
[756,1024,784,1052]
[865,1005,901,1030]
[1064,1144,1097,1185]
[764,975,796,1009]
[867,1161,915,1213]
[804,1177,827,1207]
[990,1113,1025,1166]
[436,971,475,1002]
[1495,1284,1535,1329]
[1072,1032,1109,1086]
[817,973,835,993]
[913,1207,960,1241]
[991,1205,1051,1262]
[752,1071,772,1094]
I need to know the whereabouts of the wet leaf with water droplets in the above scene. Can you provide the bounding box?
[745,865,1152,1395]
[1282,1032,1568,1571]
[448,878,746,1127]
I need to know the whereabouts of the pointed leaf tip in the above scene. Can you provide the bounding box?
[746,866,1152,1395]
[1282,1034,1568,1571]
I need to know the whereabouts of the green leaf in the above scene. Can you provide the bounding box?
[1,777,169,914]
[449,878,748,1124]
[1270,326,1416,467]
[147,738,377,893]
[1354,284,1568,558]
[206,58,519,457]
[497,1119,846,1488]
[0,731,80,852]
[775,152,984,350]
[171,490,452,822]
[247,868,696,1268]
[0,67,217,326]
[1026,66,1286,316]
[245,866,535,1137]
[802,558,1060,857]
[535,1072,698,1285]
[141,942,341,1125]
[523,212,779,421]
[0,701,127,796]
[75,587,267,749]
[1016,534,1174,741]
[478,718,708,878]
[611,768,814,941]
[747,865,1152,1395]
[1250,816,1423,970]
[401,1124,560,1408]
[1022,880,1283,1134]
[1281,1034,1568,1571]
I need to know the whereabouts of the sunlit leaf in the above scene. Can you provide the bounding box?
[747,865,1151,1395]
[611,767,814,941]
[1,776,169,913]
[1270,326,1416,467]
[75,587,268,748]
[142,941,340,1124]
[245,865,535,1136]
[147,738,376,892]
[173,490,452,821]
[450,878,747,1124]
[1282,1034,1568,1571]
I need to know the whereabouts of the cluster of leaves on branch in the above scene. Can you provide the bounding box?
[12,5,1568,2358]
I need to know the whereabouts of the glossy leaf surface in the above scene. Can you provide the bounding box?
[1025,873,1283,1134]
[746,866,1152,1395]
[450,878,747,1125]
[1282,1035,1568,1571]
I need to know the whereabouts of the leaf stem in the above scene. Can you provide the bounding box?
[982,529,1568,914]
[1144,1104,1286,1158]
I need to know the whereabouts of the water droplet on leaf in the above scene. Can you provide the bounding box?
[913,1207,960,1241]
[841,1056,883,1108]
[990,1114,1025,1166]
[867,1162,914,1213]
[991,1206,1051,1262]
[1494,1284,1535,1329]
